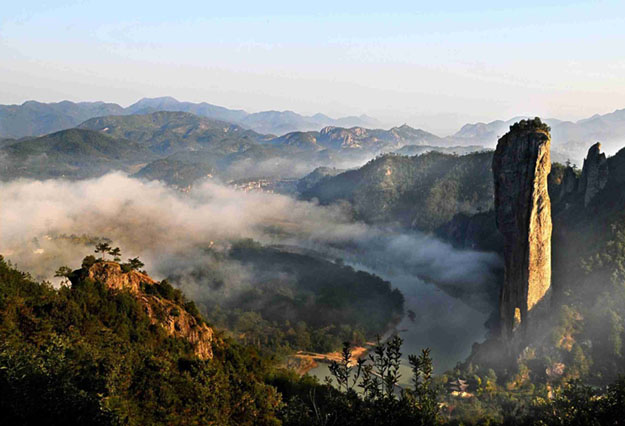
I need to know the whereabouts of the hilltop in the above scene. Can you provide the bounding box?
[0,128,154,179]
[0,254,281,424]
[78,111,266,155]
[76,260,214,359]
[268,124,444,152]
[301,150,494,230]
[0,97,380,138]
[4,97,625,167]
[0,100,124,139]
[449,109,625,163]
[0,109,459,184]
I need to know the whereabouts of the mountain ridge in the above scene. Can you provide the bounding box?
[0,128,155,179]
[4,97,625,165]
[0,96,382,138]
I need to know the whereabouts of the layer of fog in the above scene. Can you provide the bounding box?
[0,173,500,369]
[0,174,364,286]
[224,151,373,182]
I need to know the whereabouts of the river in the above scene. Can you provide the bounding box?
[307,264,491,386]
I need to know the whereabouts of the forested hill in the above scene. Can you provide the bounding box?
[0,97,380,138]
[0,128,155,180]
[77,111,267,155]
[0,110,470,184]
[0,100,124,139]
[267,124,444,152]
[0,255,281,424]
[301,151,494,231]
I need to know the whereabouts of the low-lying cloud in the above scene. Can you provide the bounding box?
[1,171,500,304]
[0,173,502,368]
[0,173,364,277]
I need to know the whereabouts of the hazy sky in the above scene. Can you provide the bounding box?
[2,0,625,134]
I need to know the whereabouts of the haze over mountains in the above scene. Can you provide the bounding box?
[3,96,625,166]
[4,95,625,190]
[0,109,457,185]
[0,96,381,139]
[450,112,625,161]
[5,97,625,423]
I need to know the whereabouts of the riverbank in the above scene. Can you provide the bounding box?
[287,326,399,375]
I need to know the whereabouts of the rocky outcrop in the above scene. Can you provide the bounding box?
[549,164,578,204]
[492,119,552,337]
[86,261,213,359]
[560,167,578,199]
[88,261,155,294]
[578,142,608,206]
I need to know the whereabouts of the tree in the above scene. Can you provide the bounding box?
[328,341,364,393]
[533,380,602,425]
[326,337,440,425]
[360,335,403,399]
[408,348,438,425]
[54,266,73,285]
[127,258,144,271]
[94,243,111,260]
[110,247,122,262]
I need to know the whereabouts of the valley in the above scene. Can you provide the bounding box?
[3,101,625,424]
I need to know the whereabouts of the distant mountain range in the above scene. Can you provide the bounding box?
[2,96,625,184]
[77,111,268,155]
[3,97,625,164]
[0,110,457,185]
[449,111,625,163]
[267,124,443,151]
[0,100,124,139]
[0,128,154,179]
[0,96,381,139]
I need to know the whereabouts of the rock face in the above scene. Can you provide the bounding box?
[578,142,608,206]
[492,119,552,337]
[549,165,578,203]
[86,262,213,359]
[88,261,155,294]
[560,167,578,198]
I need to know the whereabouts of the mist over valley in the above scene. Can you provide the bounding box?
[4,3,625,423]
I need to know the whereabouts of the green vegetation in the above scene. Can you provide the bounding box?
[181,240,404,355]
[0,100,124,139]
[302,151,494,230]
[434,147,625,423]
[296,166,345,193]
[273,337,440,426]
[3,240,625,424]
[0,256,281,425]
[269,124,443,152]
[133,137,348,186]
[1,107,468,185]
[508,117,551,134]
[78,111,265,156]
[0,128,154,180]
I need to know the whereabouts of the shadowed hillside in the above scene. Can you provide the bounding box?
[302,151,494,230]
[0,129,154,180]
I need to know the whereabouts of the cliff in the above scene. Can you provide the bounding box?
[578,142,608,206]
[492,118,552,337]
[85,261,213,359]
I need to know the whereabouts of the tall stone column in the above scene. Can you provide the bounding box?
[492,118,552,338]
[578,142,608,207]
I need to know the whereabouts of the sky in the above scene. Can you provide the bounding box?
[1,0,625,134]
